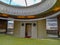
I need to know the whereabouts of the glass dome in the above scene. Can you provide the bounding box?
[0,0,42,7]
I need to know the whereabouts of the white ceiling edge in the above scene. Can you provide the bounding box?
[0,11,60,21]
[0,0,57,16]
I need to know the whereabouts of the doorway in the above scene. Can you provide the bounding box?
[25,23,32,38]
[20,22,37,38]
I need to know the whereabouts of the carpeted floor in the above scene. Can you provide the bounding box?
[0,34,60,45]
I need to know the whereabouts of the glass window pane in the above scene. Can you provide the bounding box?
[26,0,35,6]
[26,0,42,6]
[34,0,42,3]
[0,0,10,4]
[11,0,26,6]
[0,0,42,7]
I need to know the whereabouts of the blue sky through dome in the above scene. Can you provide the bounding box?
[0,0,42,6]
[0,0,10,4]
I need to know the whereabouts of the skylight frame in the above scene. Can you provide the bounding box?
[0,0,43,7]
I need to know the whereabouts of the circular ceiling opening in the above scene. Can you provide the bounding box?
[0,0,42,7]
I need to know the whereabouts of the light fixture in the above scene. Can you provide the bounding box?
[53,7,60,11]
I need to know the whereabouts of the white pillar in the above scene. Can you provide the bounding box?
[14,21,25,38]
[20,22,25,38]
[31,23,37,38]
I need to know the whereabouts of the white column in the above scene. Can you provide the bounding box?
[31,22,37,38]
[14,21,25,38]
[20,22,25,38]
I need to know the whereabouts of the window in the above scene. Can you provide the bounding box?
[0,0,42,7]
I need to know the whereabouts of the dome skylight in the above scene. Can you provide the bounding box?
[0,0,42,7]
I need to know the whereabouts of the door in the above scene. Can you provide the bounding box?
[25,23,32,38]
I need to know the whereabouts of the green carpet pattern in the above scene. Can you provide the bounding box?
[0,34,60,45]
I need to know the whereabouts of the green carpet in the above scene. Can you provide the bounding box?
[0,34,60,45]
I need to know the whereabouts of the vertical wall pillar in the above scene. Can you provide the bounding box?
[14,21,25,38]
[20,22,25,38]
[31,23,37,38]
[5,20,8,34]
[14,21,21,37]
[37,19,47,39]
